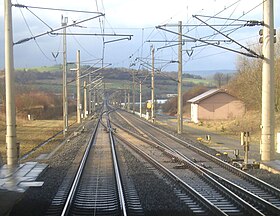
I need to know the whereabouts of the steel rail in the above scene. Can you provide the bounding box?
[112,122,265,216]
[114,132,227,216]
[105,109,127,216]
[120,111,280,198]
[177,151,280,215]
[113,110,280,214]
[60,113,101,216]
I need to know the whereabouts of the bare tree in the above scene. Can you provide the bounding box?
[213,72,224,88]
[274,31,280,111]
[0,71,5,113]
[227,55,262,110]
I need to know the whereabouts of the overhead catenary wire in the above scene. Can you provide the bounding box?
[67,63,111,84]
[25,7,53,30]
[12,0,267,71]
[148,0,261,68]
[95,0,106,67]
[80,59,103,74]
[125,27,157,65]
[153,8,200,62]
[132,2,233,70]
[68,28,100,59]
[187,0,264,61]
[133,57,178,82]
[80,58,103,63]
[123,4,190,68]
[192,15,261,57]
[154,0,265,65]
[157,26,262,58]
[187,33,260,63]
[15,0,54,62]
[199,2,264,39]
[195,0,240,48]
[193,14,250,23]
[13,4,102,14]
[14,14,105,45]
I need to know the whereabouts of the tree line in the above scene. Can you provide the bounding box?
[227,32,280,111]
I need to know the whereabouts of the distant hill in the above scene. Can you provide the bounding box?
[14,65,235,79]
[185,69,237,78]
[10,65,217,97]
[17,65,62,73]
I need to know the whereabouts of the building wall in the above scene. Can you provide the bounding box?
[191,103,199,123]
[197,92,245,121]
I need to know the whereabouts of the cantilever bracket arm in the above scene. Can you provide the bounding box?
[156,26,262,59]
[104,36,132,44]
[14,14,105,45]
[192,15,261,58]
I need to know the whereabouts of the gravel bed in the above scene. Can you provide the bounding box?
[115,111,280,191]
[116,141,195,216]
[113,111,231,162]
[7,109,280,216]
[247,169,280,189]
[155,123,280,190]
[111,112,144,136]
[154,122,231,161]
[9,119,97,216]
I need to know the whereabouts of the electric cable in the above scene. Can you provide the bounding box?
[189,0,264,60]
[26,8,53,30]
[186,1,241,60]
[68,28,99,58]
[16,0,54,62]
[13,4,102,14]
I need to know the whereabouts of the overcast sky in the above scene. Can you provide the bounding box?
[0,0,279,73]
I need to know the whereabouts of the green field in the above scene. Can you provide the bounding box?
[14,65,217,96]
[183,77,214,86]
[18,65,62,73]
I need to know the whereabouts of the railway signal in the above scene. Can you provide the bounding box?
[259,28,277,44]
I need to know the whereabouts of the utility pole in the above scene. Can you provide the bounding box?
[62,15,68,136]
[139,81,142,117]
[261,0,275,161]
[132,71,135,113]
[5,0,18,166]
[124,89,127,109]
[127,89,130,112]
[151,46,155,123]
[76,50,81,124]
[93,86,96,113]
[84,80,88,118]
[177,21,183,134]
[88,74,92,115]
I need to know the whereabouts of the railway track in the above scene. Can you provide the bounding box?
[111,110,280,216]
[115,131,259,215]
[47,108,133,216]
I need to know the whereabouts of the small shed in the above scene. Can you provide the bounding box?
[188,89,245,123]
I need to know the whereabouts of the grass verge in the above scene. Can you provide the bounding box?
[0,115,75,164]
